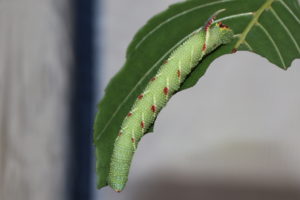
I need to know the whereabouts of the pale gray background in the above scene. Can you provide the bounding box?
[95,0,300,199]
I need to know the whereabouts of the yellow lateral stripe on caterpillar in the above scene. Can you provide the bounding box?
[108,10,234,192]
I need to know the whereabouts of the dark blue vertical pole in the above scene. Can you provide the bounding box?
[69,0,96,199]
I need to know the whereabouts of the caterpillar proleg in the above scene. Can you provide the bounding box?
[108,10,234,192]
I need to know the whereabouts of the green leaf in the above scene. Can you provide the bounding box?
[94,0,300,189]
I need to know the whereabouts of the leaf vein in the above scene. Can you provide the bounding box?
[270,8,300,54]
[257,22,286,68]
[244,40,253,51]
[278,0,300,24]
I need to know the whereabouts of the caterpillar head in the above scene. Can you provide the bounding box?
[207,21,234,47]
[203,9,234,46]
[215,22,234,44]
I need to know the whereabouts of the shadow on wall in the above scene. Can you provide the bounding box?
[130,177,300,200]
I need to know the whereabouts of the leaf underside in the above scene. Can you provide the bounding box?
[94,0,300,189]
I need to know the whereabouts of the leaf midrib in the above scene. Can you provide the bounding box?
[234,0,274,50]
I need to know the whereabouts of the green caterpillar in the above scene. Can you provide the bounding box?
[108,11,234,192]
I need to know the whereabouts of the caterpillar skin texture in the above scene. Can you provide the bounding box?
[108,18,234,192]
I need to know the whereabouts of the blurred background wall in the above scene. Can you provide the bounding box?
[0,0,73,200]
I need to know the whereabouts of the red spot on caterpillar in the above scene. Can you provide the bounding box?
[202,43,207,51]
[131,138,135,143]
[151,105,156,113]
[118,131,122,136]
[217,22,229,29]
[232,48,237,53]
[177,70,181,78]
[141,121,145,128]
[127,112,132,117]
[151,77,156,81]
[163,60,168,64]
[138,94,143,99]
[163,87,169,95]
